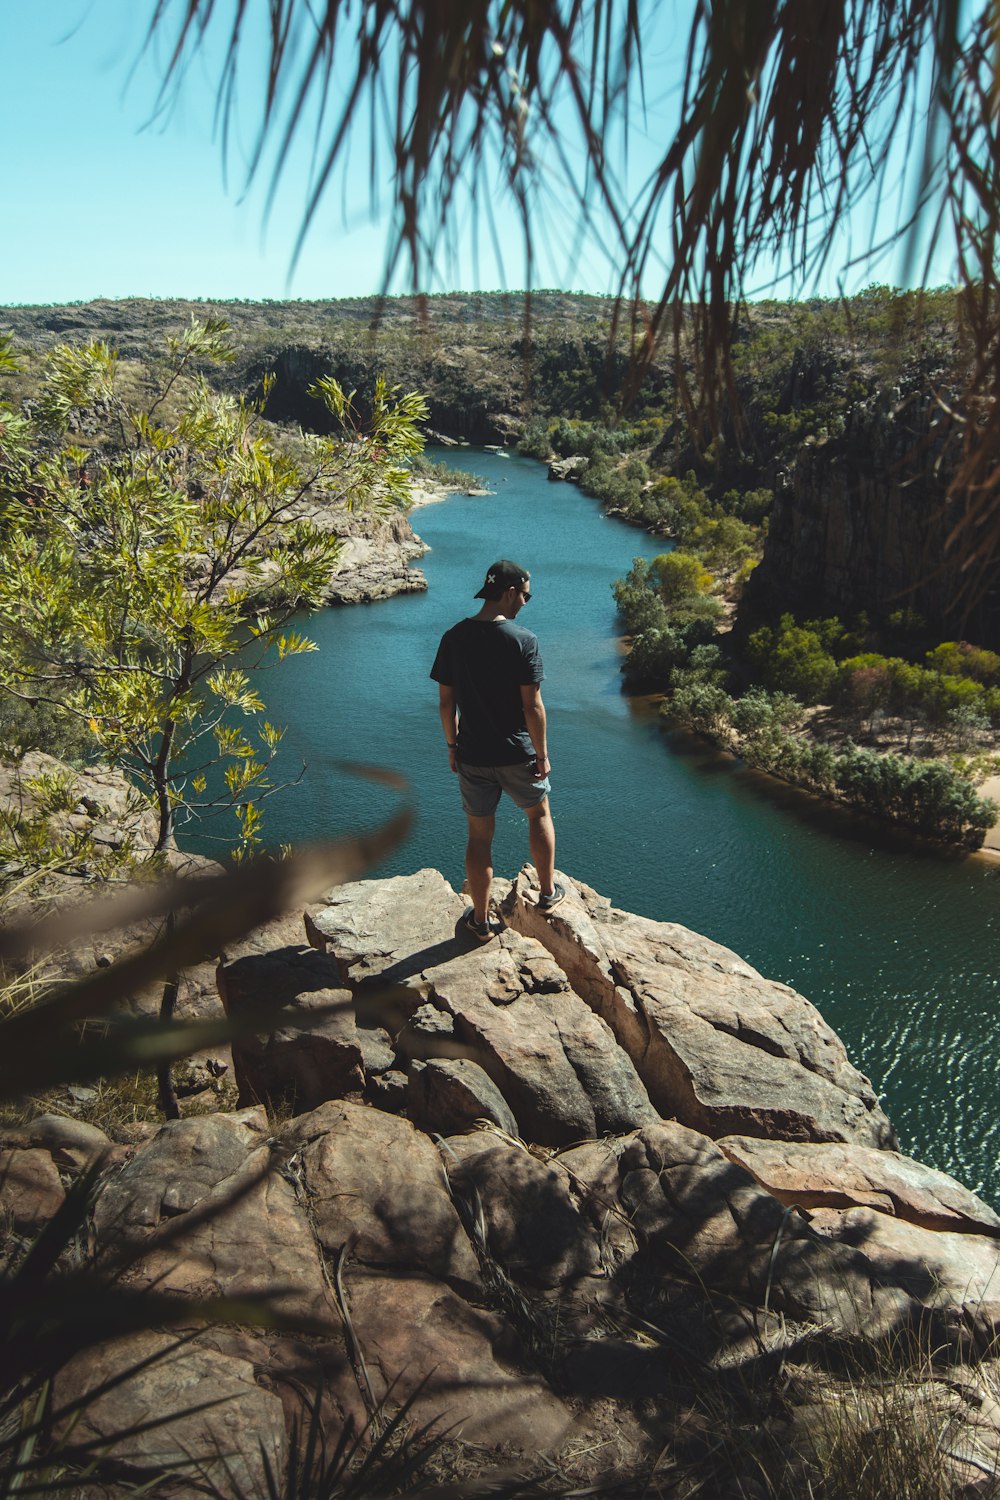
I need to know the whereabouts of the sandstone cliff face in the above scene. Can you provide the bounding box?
[5,867,1000,1495]
[743,382,1000,646]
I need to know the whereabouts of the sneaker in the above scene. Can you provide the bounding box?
[537,881,566,912]
[462,908,498,943]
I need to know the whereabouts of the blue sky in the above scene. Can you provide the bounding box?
[2,2,959,307]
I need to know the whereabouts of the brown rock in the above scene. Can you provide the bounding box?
[617,1122,915,1338]
[54,1331,286,1499]
[555,1138,638,1265]
[340,1268,571,1449]
[91,1114,338,1328]
[307,868,466,989]
[395,1001,462,1062]
[367,1068,409,1112]
[447,1140,601,1288]
[124,1147,339,1328]
[407,1058,520,1137]
[419,936,659,1144]
[217,944,362,1111]
[501,867,894,1148]
[221,911,313,963]
[0,1147,65,1231]
[291,1100,480,1289]
[719,1136,1000,1234]
[6,1114,112,1173]
[94,1114,260,1233]
[309,871,658,1145]
[808,1205,1000,1347]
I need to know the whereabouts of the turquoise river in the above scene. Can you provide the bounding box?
[217,447,1000,1204]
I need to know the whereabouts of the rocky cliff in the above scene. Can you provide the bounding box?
[4,868,1000,1495]
[740,377,1000,647]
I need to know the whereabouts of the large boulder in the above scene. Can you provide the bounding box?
[306,868,463,990]
[719,1135,1000,1234]
[94,1113,266,1232]
[217,943,364,1110]
[307,869,658,1145]
[288,1100,480,1290]
[445,1139,601,1288]
[0,1147,65,1233]
[2,1114,113,1173]
[53,1332,286,1500]
[501,868,894,1148]
[337,1270,571,1448]
[93,1113,337,1329]
[807,1205,1000,1351]
[613,1121,915,1338]
[407,1057,520,1136]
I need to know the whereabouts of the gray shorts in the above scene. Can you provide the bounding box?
[458,760,551,817]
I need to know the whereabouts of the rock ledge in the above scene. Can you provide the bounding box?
[6,866,1000,1496]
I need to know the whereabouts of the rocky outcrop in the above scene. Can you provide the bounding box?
[0,751,160,871]
[547,454,588,482]
[320,509,429,604]
[743,382,1000,646]
[500,868,893,1147]
[304,868,660,1145]
[7,865,1000,1496]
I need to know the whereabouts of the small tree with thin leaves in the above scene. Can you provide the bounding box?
[0,318,427,1112]
[0,318,426,858]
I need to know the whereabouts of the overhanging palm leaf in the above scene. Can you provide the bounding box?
[144,0,1000,613]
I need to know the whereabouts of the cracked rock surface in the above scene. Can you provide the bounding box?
[8,865,1000,1496]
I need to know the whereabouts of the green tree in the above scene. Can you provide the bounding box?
[747,615,838,704]
[926,641,1000,685]
[0,320,426,859]
[0,321,427,1117]
[652,550,713,609]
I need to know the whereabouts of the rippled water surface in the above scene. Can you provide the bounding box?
[216,447,1000,1202]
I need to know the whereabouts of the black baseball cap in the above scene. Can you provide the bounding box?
[474,559,530,599]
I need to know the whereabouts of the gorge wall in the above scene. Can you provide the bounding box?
[741,380,1000,646]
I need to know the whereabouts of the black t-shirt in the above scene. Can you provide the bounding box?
[430,617,544,765]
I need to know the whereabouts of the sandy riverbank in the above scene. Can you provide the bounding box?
[407,480,492,509]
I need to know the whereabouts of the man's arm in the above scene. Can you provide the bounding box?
[438,684,460,774]
[520,682,549,776]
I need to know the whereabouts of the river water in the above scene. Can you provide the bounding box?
[225,447,1000,1203]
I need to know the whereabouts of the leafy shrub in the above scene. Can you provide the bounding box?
[652,550,714,607]
[612,559,667,635]
[926,641,1000,684]
[690,514,757,574]
[663,681,732,736]
[621,627,688,690]
[729,687,805,736]
[833,743,996,843]
[748,616,839,704]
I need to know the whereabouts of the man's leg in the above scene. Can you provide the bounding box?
[465,812,496,923]
[525,798,556,897]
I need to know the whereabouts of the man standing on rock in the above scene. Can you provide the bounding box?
[431,559,565,942]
